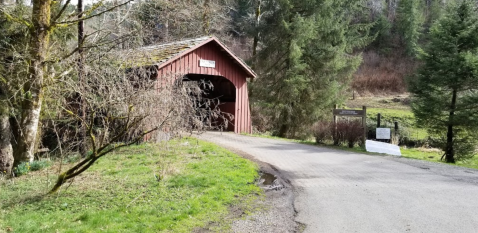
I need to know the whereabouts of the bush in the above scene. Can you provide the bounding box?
[30,160,52,171]
[340,120,364,148]
[312,120,364,148]
[13,160,52,177]
[312,121,331,144]
[331,122,345,146]
[13,162,30,177]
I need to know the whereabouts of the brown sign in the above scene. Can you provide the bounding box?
[333,109,365,117]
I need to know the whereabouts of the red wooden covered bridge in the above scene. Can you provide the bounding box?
[130,36,256,134]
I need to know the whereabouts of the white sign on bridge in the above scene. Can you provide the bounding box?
[199,59,216,68]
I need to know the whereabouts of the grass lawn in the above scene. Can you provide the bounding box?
[0,138,261,233]
[366,108,428,140]
[346,95,411,110]
[401,147,478,170]
[346,96,428,140]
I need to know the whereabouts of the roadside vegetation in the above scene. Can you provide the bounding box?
[0,138,261,232]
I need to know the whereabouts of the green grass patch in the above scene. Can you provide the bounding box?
[401,148,478,170]
[0,138,261,233]
[367,108,416,127]
[366,108,428,140]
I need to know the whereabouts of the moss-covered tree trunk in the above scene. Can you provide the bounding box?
[0,112,14,175]
[13,0,50,166]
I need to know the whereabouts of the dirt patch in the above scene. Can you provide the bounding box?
[191,142,304,233]
[230,164,301,233]
[215,146,303,232]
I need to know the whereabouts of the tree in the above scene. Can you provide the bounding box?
[134,0,234,45]
[409,0,478,163]
[0,2,32,174]
[0,99,14,175]
[47,56,214,193]
[395,0,423,56]
[0,0,132,174]
[252,0,372,138]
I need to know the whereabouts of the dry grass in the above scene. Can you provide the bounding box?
[346,95,411,110]
[353,51,417,95]
[416,147,442,153]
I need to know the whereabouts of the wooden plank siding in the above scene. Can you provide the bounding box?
[156,41,252,134]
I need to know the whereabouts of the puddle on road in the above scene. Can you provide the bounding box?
[260,172,277,186]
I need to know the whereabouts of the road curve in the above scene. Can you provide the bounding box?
[199,132,478,233]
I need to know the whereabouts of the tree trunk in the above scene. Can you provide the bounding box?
[14,0,51,166]
[78,0,88,158]
[0,113,14,175]
[202,0,210,35]
[444,89,457,163]
[251,0,261,70]
[277,124,288,138]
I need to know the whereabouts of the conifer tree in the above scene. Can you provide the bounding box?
[395,0,423,56]
[252,0,372,138]
[409,0,478,163]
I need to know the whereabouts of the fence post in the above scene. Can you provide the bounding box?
[333,104,337,126]
[377,113,381,128]
[394,121,399,137]
[362,106,367,144]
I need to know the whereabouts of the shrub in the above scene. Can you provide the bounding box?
[332,120,364,148]
[13,160,52,177]
[13,162,30,177]
[312,121,331,144]
[331,121,345,145]
[352,51,415,94]
[343,120,364,148]
[29,160,52,171]
[313,120,365,148]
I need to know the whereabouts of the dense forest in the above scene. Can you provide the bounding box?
[1,0,478,181]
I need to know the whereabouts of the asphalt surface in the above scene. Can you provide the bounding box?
[199,132,478,233]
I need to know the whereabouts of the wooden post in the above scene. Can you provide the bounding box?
[362,106,367,144]
[394,121,399,137]
[333,104,338,126]
[377,113,381,128]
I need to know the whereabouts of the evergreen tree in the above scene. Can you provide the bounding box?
[371,13,392,54]
[409,0,478,163]
[395,0,423,56]
[253,0,372,138]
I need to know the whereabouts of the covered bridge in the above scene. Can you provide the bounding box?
[132,36,256,134]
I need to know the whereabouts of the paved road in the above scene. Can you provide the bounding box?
[199,132,478,233]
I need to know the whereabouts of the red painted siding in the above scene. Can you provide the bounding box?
[156,42,252,134]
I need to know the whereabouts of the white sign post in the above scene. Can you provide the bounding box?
[199,59,216,68]
[376,128,391,140]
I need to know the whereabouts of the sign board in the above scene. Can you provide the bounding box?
[199,59,216,68]
[376,128,391,140]
[333,109,365,117]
